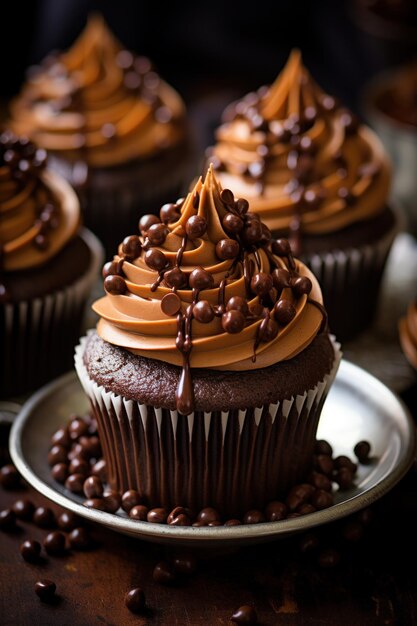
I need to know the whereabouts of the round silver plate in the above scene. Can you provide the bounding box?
[9,360,416,548]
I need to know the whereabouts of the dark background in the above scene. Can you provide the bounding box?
[3,0,417,118]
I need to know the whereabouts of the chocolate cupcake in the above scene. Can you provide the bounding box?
[0,131,103,398]
[399,297,417,371]
[9,14,190,256]
[209,49,399,341]
[75,165,340,518]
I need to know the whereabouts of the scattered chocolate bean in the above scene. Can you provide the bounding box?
[57,511,80,532]
[153,561,176,585]
[44,531,66,555]
[65,473,85,494]
[167,507,192,526]
[121,490,143,513]
[354,440,371,464]
[83,476,103,499]
[51,463,68,484]
[103,491,121,513]
[147,508,168,524]
[125,587,146,614]
[243,510,265,524]
[334,455,357,473]
[83,498,106,511]
[0,508,17,531]
[78,435,101,459]
[20,539,41,562]
[68,417,88,441]
[314,454,334,475]
[172,554,198,575]
[129,505,149,521]
[318,548,341,568]
[311,490,334,510]
[35,579,56,602]
[298,532,319,553]
[231,604,258,624]
[91,459,107,482]
[308,471,332,492]
[33,507,55,529]
[12,498,35,521]
[315,440,333,456]
[69,527,91,550]
[50,428,70,448]
[297,503,316,515]
[0,464,20,490]
[335,467,354,490]
[68,456,91,478]
[286,484,314,511]
[224,519,242,526]
[197,507,221,525]
[265,501,287,522]
[47,445,67,466]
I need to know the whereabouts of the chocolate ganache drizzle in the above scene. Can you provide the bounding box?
[209,49,391,254]
[0,130,79,298]
[93,165,327,415]
[10,14,185,169]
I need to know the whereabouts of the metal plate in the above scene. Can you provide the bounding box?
[9,360,416,548]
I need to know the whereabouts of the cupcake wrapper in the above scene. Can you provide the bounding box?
[304,216,399,341]
[1,229,103,399]
[49,144,192,257]
[75,334,341,517]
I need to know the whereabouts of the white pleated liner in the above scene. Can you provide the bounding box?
[305,214,399,339]
[75,333,341,517]
[1,229,103,397]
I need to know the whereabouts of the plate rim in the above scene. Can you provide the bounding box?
[9,360,417,544]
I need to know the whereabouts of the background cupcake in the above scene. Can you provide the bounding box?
[0,130,102,398]
[399,296,417,372]
[75,165,340,518]
[9,14,190,256]
[362,60,417,237]
[208,49,399,341]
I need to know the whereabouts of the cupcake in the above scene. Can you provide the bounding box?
[0,130,103,398]
[362,60,417,236]
[209,49,398,341]
[399,297,417,371]
[75,165,340,518]
[9,14,190,256]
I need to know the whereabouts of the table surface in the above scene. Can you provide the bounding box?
[0,381,416,626]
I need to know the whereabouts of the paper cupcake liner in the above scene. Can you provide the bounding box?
[1,229,103,398]
[75,334,341,517]
[49,145,192,257]
[304,217,399,342]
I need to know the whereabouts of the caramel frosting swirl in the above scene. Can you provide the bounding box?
[93,165,327,412]
[0,131,79,273]
[399,298,417,371]
[10,15,186,168]
[210,49,391,237]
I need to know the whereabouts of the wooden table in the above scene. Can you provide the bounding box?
[0,384,416,626]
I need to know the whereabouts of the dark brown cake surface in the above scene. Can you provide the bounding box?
[83,330,335,412]
[6,235,92,302]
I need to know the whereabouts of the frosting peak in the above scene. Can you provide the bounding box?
[210,49,391,248]
[0,131,79,275]
[10,14,186,168]
[93,165,327,414]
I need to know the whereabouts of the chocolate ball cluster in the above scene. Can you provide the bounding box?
[46,414,372,528]
[0,130,60,251]
[102,186,315,346]
[36,48,175,141]
[0,130,47,175]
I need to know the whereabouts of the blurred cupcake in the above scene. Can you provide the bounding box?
[9,14,189,256]
[75,165,340,518]
[0,130,103,398]
[209,49,398,341]
[362,60,417,236]
[399,297,417,371]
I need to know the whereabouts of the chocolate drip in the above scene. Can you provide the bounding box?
[253,308,270,360]
[175,289,198,415]
[307,297,328,333]
[176,235,188,268]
